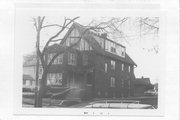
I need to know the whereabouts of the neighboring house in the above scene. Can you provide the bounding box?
[133,77,154,97]
[23,74,35,90]
[44,22,137,100]
[23,54,36,80]
[23,53,43,80]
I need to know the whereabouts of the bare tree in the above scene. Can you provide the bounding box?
[89,17,159,53]
[33,16,106,107]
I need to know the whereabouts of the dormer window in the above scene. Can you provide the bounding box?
[111,47,116,53]
[121,47,125,57]
[105,39,125,57]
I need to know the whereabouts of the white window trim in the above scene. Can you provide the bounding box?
[128,66,131,73]
[68,52,76,65]
[47,73,63,86]
[111,60,116,70]
[105,63,108,73]
[122,64,124,71]
[110,77,115,88]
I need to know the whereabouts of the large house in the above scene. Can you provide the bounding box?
[44,22,137,100]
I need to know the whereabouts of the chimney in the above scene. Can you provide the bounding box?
[101,33,107,39]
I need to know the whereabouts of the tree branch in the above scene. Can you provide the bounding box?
[42,24,63,29]
[41,16,79,57]
[47,26,97,69]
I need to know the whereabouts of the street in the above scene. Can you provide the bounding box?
[22,92,157,108]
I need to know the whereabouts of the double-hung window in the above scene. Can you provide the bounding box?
[122,64,124,71]
[47,73,63,86]
[128,66,131,73]
[68,52,76,65]
[105,63,108,73]
[110,77,115,87]
[111,60,115,70]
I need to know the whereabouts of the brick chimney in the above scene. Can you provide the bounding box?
[101,33,107,39]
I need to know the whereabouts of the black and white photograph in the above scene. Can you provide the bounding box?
[19,10,160,110]
[8,1,178,118]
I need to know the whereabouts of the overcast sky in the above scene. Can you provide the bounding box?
[15,7,161,84]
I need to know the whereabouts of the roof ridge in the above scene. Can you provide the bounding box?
[72,22,125,48]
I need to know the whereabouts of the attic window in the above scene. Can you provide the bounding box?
[68,52,76,65]
[121,47,125,57]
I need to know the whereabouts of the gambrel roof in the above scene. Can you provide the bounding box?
[61,22,137,66]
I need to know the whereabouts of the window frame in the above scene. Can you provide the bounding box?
[105,62,108,73]
[110,77,116,88]
[110,60,116,70]
[68,52,76,65]
[47,73,63,86]
[128,65,131,73]
[122,63,124,71]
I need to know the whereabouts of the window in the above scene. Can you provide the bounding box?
[111,47,116,53]
[128,66,131,73]
[111,60,115,70]
[47,53,55,64]
[47,53,63,64]
[105,40,110,51]
[53,54,63,64]
[26,80,31,86]
[68,29,80,46]
[121,47,126,57]
[105,63,108,73]
[122,64,124,71]
[82,54,88,66]
[68,52,76,65]
[110,77,115,87]
[110,42,116,53]
[38,66,43,78]
[47,73,63,86]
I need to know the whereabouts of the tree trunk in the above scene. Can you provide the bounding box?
[36,72,48,107]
